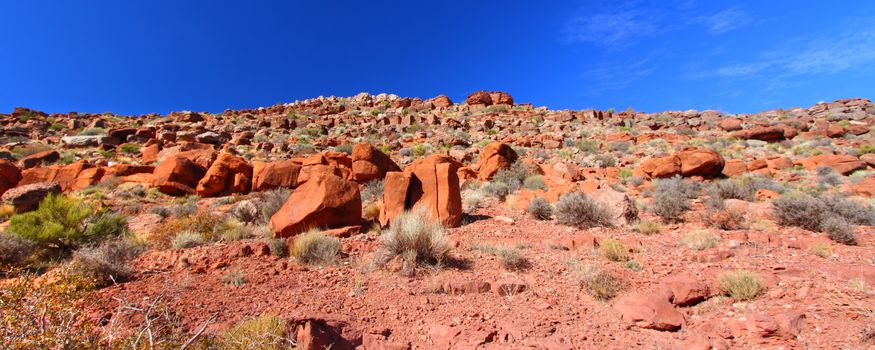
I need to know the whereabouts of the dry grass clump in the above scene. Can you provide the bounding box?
[554,192,614,228]
[378,209,450,269]
[360,179,384,204]
[567,259,621,301]
[472,244,530,271]
[718,269,764,301]
[527,197,553,220]
[231,200,259,224]
[808,242,831,258]
[0,232,36,266]
[680,230,718,250]
[68,239,145,289]
[218,315,293,350]
[599,238,629,262]
[633,220,662,235]
[258,188,291,223]
[651,176,696,223]
[170,231,205,249]
[290,228,341,266]
[149,210,225,248]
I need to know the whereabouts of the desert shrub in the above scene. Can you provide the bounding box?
[473,245,529,271]
[599,238,629,262]
[0,233,36,265]
[150,206,172,218]
[773,193,874,245]
[170,231,205,249]
[651,176,695,222]
[576,139,599,153]
[360,179,384,203]
[816,166,842,187]
[363,203,381,221]
[482,181,511,201]
[118,143,140,155]
[718,270,763,301]
[231,200,259,225]
[527,197,553,220]
[594,154,616,168]
[259,188,291,223]
[681,230,718,250]
[625,260,643,271]
[69,239,145,288]
[223,269,245,286]
[493,162,534,192]
[820,216,857,245]
[523,175,547,191]
[462,188,486,211]
[79,127,106,136]
[267,238,288,257]
[411,143,429,157]
[554,192,614,228]
[218,315,293,350]
[290,229,340,266]
[0,268,99,348]
[86,211,128,238]
[705,206,749,230]
[150,210,224,248]
[6,194,112,250]
[568,260,620,301]
[10,143,52,158]
[633,220,662,235]
[808,242,831,258]
[379,209,450,267]
[334,143,353,155]
[169,197,199,217]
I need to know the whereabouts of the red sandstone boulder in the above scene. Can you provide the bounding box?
[151,156,206,195]
[428,95,453,108]
[732,126,786,141]
[475,142,518,180]
[488,91,514,106]
[350,143,400,183]
[614,292,685,331]
[722,159,747,177]
[269,174,362,238]
[70,167,105,191]
[588,187,639,226]
[796,154,867,175]
[678,148,724,177]
[0,159,22,197]
[20,150,59,169]
[196,153,253,197]
[465,91,493,106]
[252,160,302,192]
[2,182,61,213]
[718,118,742,131]
[380,155,463,228]
[638,155,681,178]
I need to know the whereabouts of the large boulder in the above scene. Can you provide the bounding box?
[732,126,786,142]
[614,292,685,331]
[252,159,302,192]
[380,155,463,228]
[19,150,59,169]
[350,143,400,183]
[475,142,518,180]
[2,182,61,213]
[196,153,253,197]
[588,187,638,226]
[638,155,681,179]
[796,154,867,175]
[465,91,493,106]
[269,174,362,238]
[428,95,453,108]
[489,91,514,106]
[678,148,725,177]
[0,159,22,197]
[152,156,206,195]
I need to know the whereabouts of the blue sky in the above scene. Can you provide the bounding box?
[2,1,874,115]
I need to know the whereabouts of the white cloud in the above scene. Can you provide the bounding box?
[702,7,750,34]
[582,58,657,91]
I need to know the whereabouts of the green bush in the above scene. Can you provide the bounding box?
[6,194,116,250]
[118,143,140,155]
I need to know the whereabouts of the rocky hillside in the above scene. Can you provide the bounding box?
[0,91,873,349]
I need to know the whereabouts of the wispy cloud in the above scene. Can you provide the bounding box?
[562,3,663,46]
[701,7,750,34]
[582,57,657,91]
[700,28,875,79]
[562,2,753,46]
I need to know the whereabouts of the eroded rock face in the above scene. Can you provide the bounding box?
[252,159,301,192]
[1,182,61,213]
[733,126,787,141]
[20,150,59,169]
[269,174,362,238]
[796,154,867,175]
[196,153,253,197]
[678,147,725,177]
[614,292,685,331]
[152,156,206,195]
[380,155,463,228]
[350,143,399,183]
[466,91,493,106]
[475,142,518,180]
[0,159,22,197]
